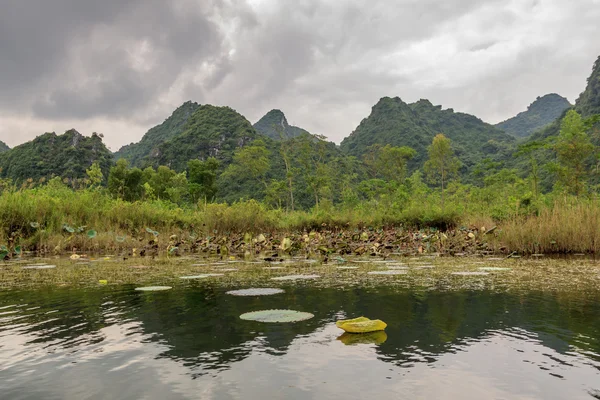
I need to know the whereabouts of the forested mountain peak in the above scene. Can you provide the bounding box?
[495,93,572,138]
[340,96,514,174]
[0,140,10,153]
[575,55,600,118]
[115,101,201,166]
[254,109,309,140]
[153,104,259,171]
[0,129,113,183]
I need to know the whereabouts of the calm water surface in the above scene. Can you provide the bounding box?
[1,283,599,399]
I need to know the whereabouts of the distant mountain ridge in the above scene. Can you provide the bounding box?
[495,94,571,138]
[340,97,515,172]
[0,140,9,153]
[253,109,308,140]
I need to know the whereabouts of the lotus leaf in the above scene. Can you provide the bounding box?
[226,288,284,296]
[135,286,172,291]
[451,271,490,276]
[271,274,320,281]
[367,270,407,275]
[336,317,387,333]
[239,309,314,323]
[479,267,511,271]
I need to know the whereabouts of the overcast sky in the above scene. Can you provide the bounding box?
[1,0,599,151]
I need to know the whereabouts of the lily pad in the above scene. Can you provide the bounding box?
[451,271,490,276]
[87,230,97,239]
[271,274,320,281]
[239,309,314,323]
[367,270,407,275]
[23,265,56,270]
[135,286,172,292]
[479,267,511,271]
[179,273,224,280]
[226,288,284,296]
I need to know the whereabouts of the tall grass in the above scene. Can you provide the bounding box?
[499,198,600,254]
[1,185,600,254]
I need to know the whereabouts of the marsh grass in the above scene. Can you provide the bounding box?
[2,187,600,256]
[499,199,600,254]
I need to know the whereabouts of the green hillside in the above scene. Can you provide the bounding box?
[0,130,113,183]
[340,97,515,173]
[254,109,308,140]
[495,94,571,138]
[115,101,200,166]
[153,105,259,171]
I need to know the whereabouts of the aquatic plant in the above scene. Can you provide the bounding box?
[135,286,172,291]
[271,274,320,281]
[239,309,314,323]
[226,288,284,296]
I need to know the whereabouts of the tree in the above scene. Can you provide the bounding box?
[222,140,271,193]
[363,144,416,183]
[108,159,129,199]
[187,158,220,204]
[424,134,460,210]
[86,162,104,188]
[553,110,594,195]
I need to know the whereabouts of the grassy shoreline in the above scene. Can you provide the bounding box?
[1,186,600,257]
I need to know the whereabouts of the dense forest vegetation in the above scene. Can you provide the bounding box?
[495,93,571,138]
[0,55,599,254]
[0,140,9,153]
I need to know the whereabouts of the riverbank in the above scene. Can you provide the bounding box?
[1,186,600,257]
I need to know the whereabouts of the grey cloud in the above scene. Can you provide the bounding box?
[1,0,600,149]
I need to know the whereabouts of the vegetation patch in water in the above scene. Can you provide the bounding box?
[239,309,314,323]
[271,274,320,281]
[451,272,490,276]
[135,286,172,291]
[226,288,284,296]
[368,270,407,275]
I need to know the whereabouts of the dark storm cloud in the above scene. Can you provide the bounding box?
[1,0,600,149]
[0,0,238,118]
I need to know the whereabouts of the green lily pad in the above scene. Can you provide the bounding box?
[479,267,511,271]
[451,271,490,276]
[87,230,97,239]
[240,309,314,323]
[63,225,75,234]
[30,222,40,229]
[271,274,320,281]
[179,274,224,280]
[116,236,126,243]
[226,288,284,296]
[368,270,407,275]
[135,286,172,291]
[23,265,56,270]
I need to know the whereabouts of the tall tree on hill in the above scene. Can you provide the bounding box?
[424,134,460,210]
[553,110,594,196]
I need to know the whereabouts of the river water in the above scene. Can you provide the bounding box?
[1,284,599,399]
